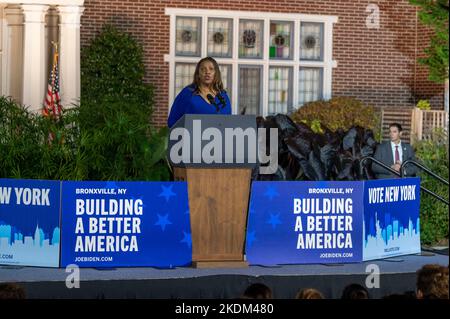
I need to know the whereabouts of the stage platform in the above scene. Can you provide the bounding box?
[0,252,448,299]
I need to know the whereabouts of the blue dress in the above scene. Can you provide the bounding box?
[167,85,232,127]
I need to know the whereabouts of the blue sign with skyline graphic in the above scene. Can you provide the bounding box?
[0,179,61,267]
[60,181,192,268]
[363,177,421,261]
[246,181,364,265]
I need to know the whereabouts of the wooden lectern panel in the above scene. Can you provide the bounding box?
[173,167,251,268]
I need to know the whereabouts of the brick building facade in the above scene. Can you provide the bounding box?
[1,1,445,127]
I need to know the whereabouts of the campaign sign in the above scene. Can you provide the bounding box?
[363,177,421,261]
[246,181,364,265]
[0,179,61,267]
[61,181,192,268]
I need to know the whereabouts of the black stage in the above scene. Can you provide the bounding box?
[0,251,448,299]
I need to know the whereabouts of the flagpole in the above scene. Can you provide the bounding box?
[51,41,59,65]
[43,41,62,120]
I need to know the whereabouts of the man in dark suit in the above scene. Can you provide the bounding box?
[372,123,417,179]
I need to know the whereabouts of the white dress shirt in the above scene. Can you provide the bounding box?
[390,141,403,164]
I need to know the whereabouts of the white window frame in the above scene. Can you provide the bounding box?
[165,8,338,116]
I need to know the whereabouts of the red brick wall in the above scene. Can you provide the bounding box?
[80,0,445,127]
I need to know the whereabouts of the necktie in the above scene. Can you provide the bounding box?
[395,145,400,163]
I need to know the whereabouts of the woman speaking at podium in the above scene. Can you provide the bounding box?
[167,57,232,128]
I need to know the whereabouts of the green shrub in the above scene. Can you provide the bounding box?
[81,24,152,106]
[0,25,169,181]
[0,97,79,180]
[0,96,42,178]
[77,24,170,181]
[290,97,381,138]
[416,99,431,110]
[414,128,449,245]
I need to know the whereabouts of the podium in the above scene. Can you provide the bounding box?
[168,114,257,268]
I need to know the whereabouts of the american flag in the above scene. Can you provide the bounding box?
[43,44,62,119]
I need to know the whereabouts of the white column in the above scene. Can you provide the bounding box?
[45,7,59,87]
[58,5,84,108]
[0,4,5,95]
[3,5,24,102]
[21,4,48,111]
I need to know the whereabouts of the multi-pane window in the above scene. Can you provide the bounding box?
[300,22,324,61]
[269,21,293,60]
[299,67,323,105]
[239,20,264,59]
[219,64,232,99]
[175,63,196,96]
[269,67,293,114]
[239,66,262,115]
[208,18,233,58]
[176,17,201,56]
[170,10,335,116]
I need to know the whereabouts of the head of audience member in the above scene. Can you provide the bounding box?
[295,288,324,299]
[341,284,370,299]
[241,283,273,299]
[382,291,416,299]
[0,283,26,299]
[416,264,449,299]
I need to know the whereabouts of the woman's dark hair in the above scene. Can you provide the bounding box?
[191,57,224,94]
[341,283,369,299]
[416,264,449,299]
[242,283,273,299]
[0,283,26,299]
[295,288,324,299]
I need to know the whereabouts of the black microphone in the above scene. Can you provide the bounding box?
[217,93,226,109]
[206,94,220,112]
[206,94,215,104]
